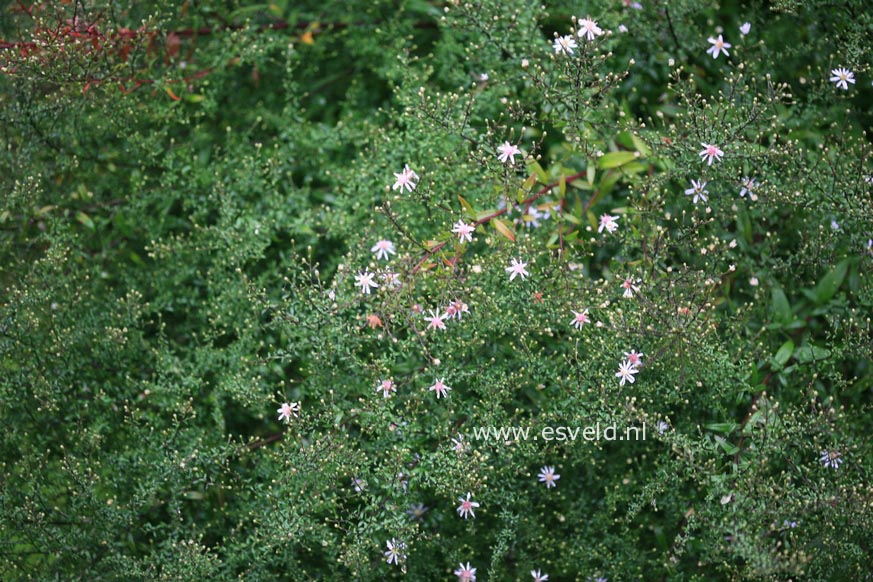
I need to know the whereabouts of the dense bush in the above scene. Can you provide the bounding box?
[1,1,872,580]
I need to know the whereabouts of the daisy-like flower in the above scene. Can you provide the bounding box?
[706,34,732,59]
[621,277,640,298]
[684,179,709,204]
[598,214,620,234]
[739,176,758,200]
[425,309,447,331]
[352,478,366,492]
[532,569,550,582]
[452,434,468,454]
[537,466,560,488]
[497,141,522,165]
[429,378,452,399]
[456,492,480,519]
[624,349,644,367]
[452,220,476,243]
[371,239,396,261]
[739,22,751,36]
[445,300,470,320]
[355,271,379,294]
[506,258,530,281]
[577,17,603,41]
[381,271,401,288]
[454,562,477,582]
[384,538,406,566]
[699,143,724,166]
[829,67,855,91]
[656,421,670,435]
[407,502,429,521]
[376,379,396,399]
[820,450,843,469]
[276,402,300,423]
[553,34,578,55]
[830,220,840,231]
[618,24,628,33]
[616,359,639,385]
[392,164,419,192]
[570,309,591,329]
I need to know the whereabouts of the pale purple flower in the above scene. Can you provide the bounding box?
[577,17,604,41]
[371,239,396,261]
[684,179,709,204]
[706,34,731,59]
[384,538,406,565]
[497,141,522,165]
[352,478,366,492]
[532,569,550,582]
[739,22,751,36]
[699,143,724,165]
[820,450,843,469]
[425,309,447,331]
[830,68,855,90]
[445,300,470,320]
[656,421,670,434]
[739,176,758,199]
[538,466,560,488]
[407,502,429,521]
[624,350,644,367]
[598,214,620,234]
[376,379,396,399]
[455,562,477,582]
[618,24,628,33]
[570,309,591,329]
[506,258,530,281]
[276,402,300,423]
[429,378,452,399]
[381,271,401,288]
[456,492,480,519]
[616,359,639,385]
[355,271,379,294]
[452,220,476,243]
[553,35,578,55]
[392,164,419,192]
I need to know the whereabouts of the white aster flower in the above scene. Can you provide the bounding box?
[598,214,620,234]
[376,379,396,399]
[706,34,731,59]
[428,378,452,399]
[684,179,709,204]
[739,22,751,36]
[391,164,419,192]
[553,35,578,55]
[456,492,480,519]
[506,258,530,281]
[531,569,550,582]
[699,143,724,165]
[829,67,855,90]
[570,309,591,329]
[355,271,379,294]
[425,309,447,331]
[452,220,476,242]
[621,277,640,298]
[276,401,300,423]
[384,538,406,565]
[497,141,522,165]
[454,562,477,582]
[577,17,604,41]
[616,359,639,385]
[537,466,560,488]
[820,450,843,469]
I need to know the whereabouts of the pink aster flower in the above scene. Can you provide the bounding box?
[829,68,855,90]
[376,379,396,399]
[445,300,470,320]
[506,258,530,281]
[355,271,379,294]
[456,492,480,519]
[497,141,522,165]
[598,214,619,234]
[706,34,731,59]
[553,34,578,55]
[425,309,447,331]
[276,402,300,423]
[392,164,419,192]
[684,179,709,204]
[616,359,639,385]
[370,239,396,261]
[739,176,758,200]
[381,271,401,288]
[577,17,603,41]
[532,569,550,582]
[452,220,476,243]
[570,309,591,329]
[454,562,477,582]
[538,466,560,488]
[621,277,640,298]
[429,378,452,399]
[820,450,843,469]
[699,143,724,165]
[452,434,468,454]
[624,350,644,367]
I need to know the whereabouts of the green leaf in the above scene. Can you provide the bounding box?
[597,151,637,169]
[770,288,792,324]
[773,339,794,368]
[813,259,850,305]
[794,345,831,364]
[76,211,95,230]
[492,218,516,242]
[630,133,651,157]
[526,160,548,183]
[706,422,738,434]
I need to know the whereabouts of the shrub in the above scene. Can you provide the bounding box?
[1,1,871,580]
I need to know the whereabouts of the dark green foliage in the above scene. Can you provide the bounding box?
[1,1,872,580]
